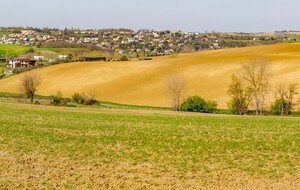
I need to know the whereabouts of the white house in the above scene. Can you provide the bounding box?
[7,58,37,68]
[58,55,69,59]
[211,43,220,49]
[33,56,44,60]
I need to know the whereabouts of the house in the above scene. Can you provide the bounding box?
[7,58,37,68]
[210,43,220,49]
[58,55,69,59]
[33,56,44,60]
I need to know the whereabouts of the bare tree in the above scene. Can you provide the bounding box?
[239,57,271,115]
[19,73,41,103]
[82,89,97,105]
[165,74,185,111]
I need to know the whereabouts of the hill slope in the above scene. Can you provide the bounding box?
[1,43,300,108]
[0,44,30,57]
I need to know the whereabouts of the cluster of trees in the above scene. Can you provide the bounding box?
[165,58,299,116]
[227,57,298,115]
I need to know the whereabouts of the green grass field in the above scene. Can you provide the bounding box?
[0,31,11,37]
[0,102,299,189]
[0,44,30,57]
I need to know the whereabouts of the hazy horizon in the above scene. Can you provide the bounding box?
[1,0,300,33]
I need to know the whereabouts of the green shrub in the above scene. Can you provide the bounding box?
[72,92,84,103]
[204,100,218,113]
[27,48,35,53]
[51,91,70,106]
[51,91,63,106]
[120,55,129,61]
[180,95,217,113]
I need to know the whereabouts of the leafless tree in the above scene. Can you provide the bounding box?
[19,73,41,103]
[82,89,97,105]
[239,57,271,115]
[165,74,185,111]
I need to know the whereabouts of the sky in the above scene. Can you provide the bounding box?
[1,0,300,32]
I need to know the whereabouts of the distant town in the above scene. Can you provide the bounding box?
[1,27,300,57]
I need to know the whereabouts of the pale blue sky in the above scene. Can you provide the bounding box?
[1,0,299,32]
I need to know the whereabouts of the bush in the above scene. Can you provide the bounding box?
[51,91,70,106]
[27,48,35,53]
[72,92,84,103]
[180,95,217,113]
[120,55,129,61]
[51,91,63,106]
[204,100,218,113]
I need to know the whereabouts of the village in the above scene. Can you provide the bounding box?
[1,27,297,56]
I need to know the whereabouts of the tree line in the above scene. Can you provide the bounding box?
[166,57,299,116]
[18,57,299,115]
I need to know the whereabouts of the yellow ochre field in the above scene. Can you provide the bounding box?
[1,43,300,108]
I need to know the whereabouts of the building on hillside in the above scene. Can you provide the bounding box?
[7,58,37,68]
[58,55,69,59]
[33,55,44,60]
[210,43,220,50]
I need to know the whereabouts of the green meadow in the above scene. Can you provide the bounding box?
[0,102,299,189]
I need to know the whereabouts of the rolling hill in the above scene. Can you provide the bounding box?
[1,43,300,108]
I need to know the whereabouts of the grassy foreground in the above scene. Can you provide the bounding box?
[0,102,299,189]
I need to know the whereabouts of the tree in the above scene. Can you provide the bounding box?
[165,74,185,111]
[19,73,41,103]
[239,57,271,115]
[227,74,252,115]
[271,83,298,115]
